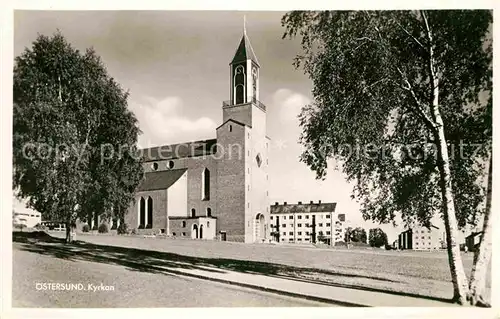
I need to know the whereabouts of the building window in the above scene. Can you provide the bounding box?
[298,223,302,227]
[297,238,302,241]
[298,232,302,235]
[289,232,293,235]
[270,216,273,220]
[229,125,232,132]
[305,215,309,219]
[298,215,302,220]
[326,223,331,227]
[290,223,293,227]
[282,224,286,228]
[319,223,323,227]
[282,232,286,236]
[326,231,331,235]
[428,236,431,239]
[182,232,186,236]
[289,215,293,219]
[151,162,158,171]
[182,221,186,228]
[160,228,165,234]
[202,168,210,200]
[139,197,146,227]
[191,208,196,218]
[172,232,176,236]
[305,223,310,227]
[256,153,262,167]
[207,221,210,228]
[146,197,153,228]
[167,160,174,169]
[283,216,286,220]
[326,214,330,218]
[207,207,212,217]
[247,202,250,208]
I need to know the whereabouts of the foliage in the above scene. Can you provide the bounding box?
[281,10,491,229]
[13,32,144,242]
[82,224,90,233]
[98,223,108,234]
[351,227,367,243]
[369,228,388,248]
[117,222,128,235]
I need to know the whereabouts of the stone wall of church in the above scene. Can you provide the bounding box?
[186,155,217,219]
[223,103,252,127]
[216,121,247,242]
[245,105,270,242]
[125,189,168,234]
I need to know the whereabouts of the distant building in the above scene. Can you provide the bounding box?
[466,232,483,252]
[397,224,444,250]
[269,201,344,245]
[12,211,41,228]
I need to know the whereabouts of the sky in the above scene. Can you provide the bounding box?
[13,10,460,243]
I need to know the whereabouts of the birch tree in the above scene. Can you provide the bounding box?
[282,10,492,305]
[13,32,143,243]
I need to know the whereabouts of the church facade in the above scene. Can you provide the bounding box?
[123,30,271,243]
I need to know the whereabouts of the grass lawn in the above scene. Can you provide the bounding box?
[24,231,491,303]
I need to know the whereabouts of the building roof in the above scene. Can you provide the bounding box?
[136,168,187,192]
[168,216,217,220]
[141,139,218,162]
[231,32,260,67]
[216,118,250,130]
[270,202,337,214]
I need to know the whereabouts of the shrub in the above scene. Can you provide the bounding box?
[98,223,108,234]
[130,228,137,235]
[117,222,128,235]
[138,224,144,229]
[82,224,90,233]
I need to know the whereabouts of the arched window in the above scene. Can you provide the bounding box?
[139,197,146,227]
[202,168,210,200]
[191,208,196,218]
[147,196,153,228]
[207,207,212,217]
[234,65,245,104]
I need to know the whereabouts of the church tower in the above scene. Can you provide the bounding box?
[216,22,270,243]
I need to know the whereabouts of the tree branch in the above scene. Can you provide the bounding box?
[395,21,427,51]
[396,66,436,130]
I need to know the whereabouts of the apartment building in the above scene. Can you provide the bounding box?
[397,224,444,250]
[269,201,345,245]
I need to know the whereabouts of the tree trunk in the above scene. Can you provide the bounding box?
[421,10,469,303]
[433,87,469,304]
[65,221,73,243]
[468,155,493,307]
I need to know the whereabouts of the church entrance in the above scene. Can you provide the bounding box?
[254,213,265,242]
[199,225,203,239]
[192,224,198,239]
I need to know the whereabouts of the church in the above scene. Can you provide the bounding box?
[123,29,270,243]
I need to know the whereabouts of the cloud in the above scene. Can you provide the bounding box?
[129,96,217,148]
[272,88,310,123]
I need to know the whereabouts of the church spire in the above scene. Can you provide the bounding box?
[230,18,260,67]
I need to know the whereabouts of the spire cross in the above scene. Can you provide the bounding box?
[243,14,247,35]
